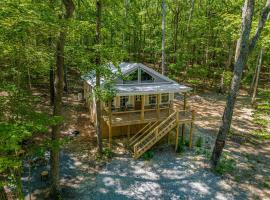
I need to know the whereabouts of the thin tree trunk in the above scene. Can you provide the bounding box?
[27,67,32,90]
[161,0,166,75]
[95,0,103,154]
[251,48,263,105]
[219,43,234,93]
[187,0,195,31]
[64,64,68,92]
[211,0,255,167]
[50,66,55,106]
[249,52,260,94]
[50,0,74,198]
[173,1,180,63]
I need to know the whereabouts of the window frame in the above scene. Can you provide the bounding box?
[148,94,157,105]
[161,93,169,104]
[120,96,129,107]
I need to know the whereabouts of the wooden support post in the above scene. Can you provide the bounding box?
[175,110,179,151]
[189,110,195,149]
[141,95,145,121]
[175,124,179,152]
[157,94,160,119]
[108,100,112,148]
[183,92,187,110]
[127,125,130,140]
[181,92,187,140]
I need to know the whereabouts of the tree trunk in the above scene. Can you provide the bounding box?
[211,0,255,167]
[161,0,166,75]
[50,0,74,198]
[95,0,103,154]
[251,48,263,105]
[50,66,55,106]
[219,43,234,94]
[187,0,195,32]
[249,51,260,95]
[173,1,180,63]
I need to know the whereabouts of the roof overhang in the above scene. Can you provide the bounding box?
[114,83,192,96]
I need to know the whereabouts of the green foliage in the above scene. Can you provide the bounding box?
[141,150,154,160]
[102,148,114,159]
[194,147,211,159]
[259,181,270,189]
[195,136,203,148]
[214,153,236,175]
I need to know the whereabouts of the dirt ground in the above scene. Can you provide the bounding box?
[23,89,270,200]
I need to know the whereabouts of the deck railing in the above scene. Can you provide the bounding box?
[103,100,187,126]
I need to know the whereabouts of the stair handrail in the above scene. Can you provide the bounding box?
[134,111,177,153]
[129,121,160,147]
[129,122,152,142]
[135,119,177,158]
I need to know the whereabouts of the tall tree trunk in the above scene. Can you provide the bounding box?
[249,51,260,94]
[50,0,74,198]
[219,42,234,94]
[187,0,195,32]
[50,66,55,105]
[173,1,180,63]
[211,0,270,167]
[64,64,68,92]
[161,0,166,75]
[95,0,103,154]
[251,48,263,105]
[211,0,255,167]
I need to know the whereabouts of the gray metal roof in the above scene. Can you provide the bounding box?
[83,62,192,95]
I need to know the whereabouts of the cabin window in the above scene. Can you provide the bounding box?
[141,70,154,83]
[123,70,138,84]
[105,99,114,107]
[161,93,169,103]
[120,96,129,107]
[135,95,141,101]
[149,94,156,105]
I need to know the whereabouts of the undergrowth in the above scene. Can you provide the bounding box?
[214,152,236,175]
[142,150,154,160]
[251,90,270,141]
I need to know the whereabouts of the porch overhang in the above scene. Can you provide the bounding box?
[115,83,192,96]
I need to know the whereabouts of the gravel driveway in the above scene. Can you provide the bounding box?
[84,148,247,200]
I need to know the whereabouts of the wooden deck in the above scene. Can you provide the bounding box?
[103,107,193,127]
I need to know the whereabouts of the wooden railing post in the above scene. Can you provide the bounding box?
[189,110,195,149]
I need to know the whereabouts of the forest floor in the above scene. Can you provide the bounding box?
[22,89,270,200]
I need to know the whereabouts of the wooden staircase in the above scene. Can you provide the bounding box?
[130,111,178,159]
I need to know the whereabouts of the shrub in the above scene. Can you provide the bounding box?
[102,148,114,159]
[142,150,154,160]
[214,153,236,175]
[195,136,203,148]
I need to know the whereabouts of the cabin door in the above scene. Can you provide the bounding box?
[135,95,142,110]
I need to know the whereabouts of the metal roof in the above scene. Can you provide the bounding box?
[82,62,192,94]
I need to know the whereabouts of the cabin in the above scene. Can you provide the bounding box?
[82,62,195,158]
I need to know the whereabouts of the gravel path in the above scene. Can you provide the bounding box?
[86,149,247,200]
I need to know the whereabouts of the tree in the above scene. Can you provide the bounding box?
[211,0,270,167]
[50,0,75,198]
[251,48,263,105]
[95,0,103,154]
[161,0,166,75]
